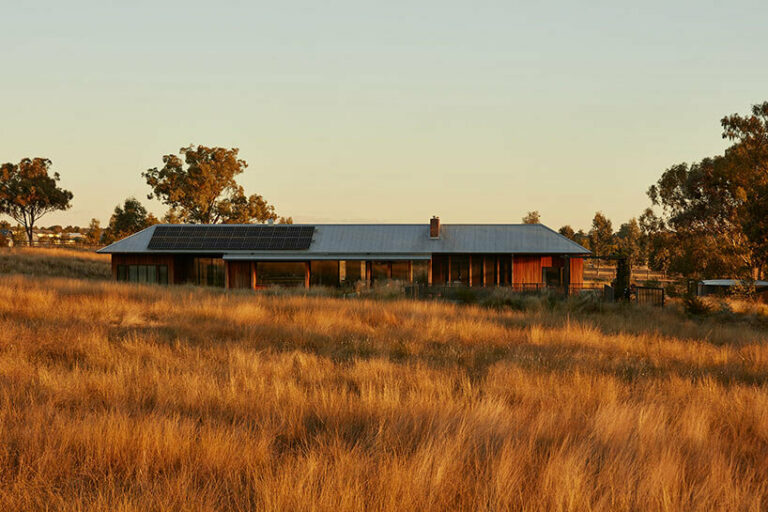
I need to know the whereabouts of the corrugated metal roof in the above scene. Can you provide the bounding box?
[97,223,590,256]
[700,279,768,287]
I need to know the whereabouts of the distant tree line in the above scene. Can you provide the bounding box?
[526,100,768,281]
[0,145,292,245]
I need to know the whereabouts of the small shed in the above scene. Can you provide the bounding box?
[697,279,768,296]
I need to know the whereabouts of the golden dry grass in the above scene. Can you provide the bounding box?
[0,273,767,511]
[0,247,110,280]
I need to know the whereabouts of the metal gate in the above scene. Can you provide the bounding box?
[635,286,665,307]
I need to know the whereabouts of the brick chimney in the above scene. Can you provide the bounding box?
[430,216,440,239]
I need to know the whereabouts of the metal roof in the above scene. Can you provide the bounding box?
[97,223,591,257]
[700,279,768,287]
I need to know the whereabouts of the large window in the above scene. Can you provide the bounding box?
[499,257,512,286]
[257,262,306,287]
[391,261,410,281]
[450,256,469,285]
[412,261,428,284]
[371,261,390,282]
[194,258,225,287]
[116,264,169,285]
[342,261,364,285]
[310,261,339,287]
[543,267,562,287]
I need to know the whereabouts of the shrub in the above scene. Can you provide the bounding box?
[683,294,712,316]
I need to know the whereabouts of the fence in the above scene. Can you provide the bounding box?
[635,286,665,307]
[403,283,612,301]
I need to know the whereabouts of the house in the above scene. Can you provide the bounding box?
[97,217,590,289]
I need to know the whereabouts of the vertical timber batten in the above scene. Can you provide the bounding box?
[468,255,473,287]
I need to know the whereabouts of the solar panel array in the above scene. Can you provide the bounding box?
[148,225,315,251]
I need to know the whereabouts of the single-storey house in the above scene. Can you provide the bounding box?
[97,217,590,290]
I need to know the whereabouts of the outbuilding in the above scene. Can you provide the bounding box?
[696,279,768,297]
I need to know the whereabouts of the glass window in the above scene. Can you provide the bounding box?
[158,265,168,285]
[371,261,390,283]
[499,257,512,285]
[449,256,469,285]
[146,265,157,284]
[412,261,428,284]
[543,267,562,287]
[194,258,225,287]
[433,255,448,285]
[391,261,410,281]
[342,260,364,284]
[257,262,306,287]
[128,265,138,282]
[310,261,339,287]
[137,265,148,283]
[117,265,127,282]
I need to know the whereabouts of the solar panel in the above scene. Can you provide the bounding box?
[147,225,315,251]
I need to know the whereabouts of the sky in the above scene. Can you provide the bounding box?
[2,0,768,231]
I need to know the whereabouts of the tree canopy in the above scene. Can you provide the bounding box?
[522,211,541,224]
[648,101,768,278]
[558,225,575,240]
[588,212,613,258]
[0,158,73,244]
[143,145,283,224]
[85,218,102,245]
[103,198,158,243]
[615,218,644,268]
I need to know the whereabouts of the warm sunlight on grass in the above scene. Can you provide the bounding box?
[0,274,767,510]
[0,247,110,280]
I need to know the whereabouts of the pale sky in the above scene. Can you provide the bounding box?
[2,0,767,231]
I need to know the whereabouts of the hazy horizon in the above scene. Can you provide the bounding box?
[3,0,767,231]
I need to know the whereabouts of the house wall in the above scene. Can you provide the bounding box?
[227,261,253,289]
[111,254,176,283]
[110,253,586,289]
[569,257,584,285]
[513,255,543,285]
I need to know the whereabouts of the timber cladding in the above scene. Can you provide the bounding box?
[569,257,584,285]
[226,261,253,289]
[512,255,542,285]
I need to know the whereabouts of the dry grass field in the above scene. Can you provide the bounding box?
[0,252,767,510]
[0,247,110,280]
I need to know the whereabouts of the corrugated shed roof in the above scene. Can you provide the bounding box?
[700,279,768,287]
[97,223,590,256]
